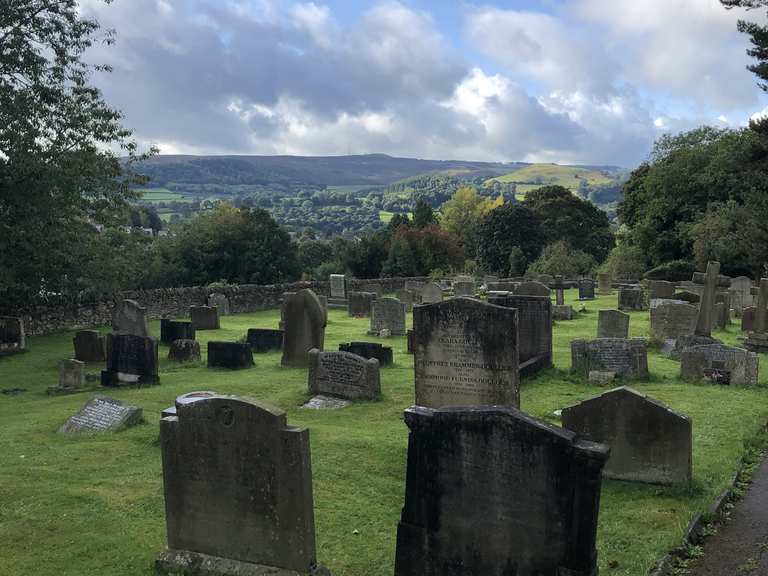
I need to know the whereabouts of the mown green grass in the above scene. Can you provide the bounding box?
[0,290,766,575]
[135,188,195,203]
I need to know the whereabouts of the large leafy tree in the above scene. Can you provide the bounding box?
[475,204,544,276]
[440,186,499,256]
[0,0,150,306]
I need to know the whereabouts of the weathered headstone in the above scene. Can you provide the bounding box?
[281,289,327,367]
[207,342,254,370]
[681,344,759,386]
[648,280,676,300]
[168,339,201,363]
[714,302,727,330]
[516,280,550,297]
[48,359,87,395]
[367,283,384,298]
[394,405,608,576]
[156,396,325,575]
[453,279,475,298]
[112,299,149,337]
[618,287,647,311]
[190,305,220,330]
[207,293,230,315]
[597,272,612,294]
[413,298,519,408]
[578,278,596,300]
[369,297,406,336]
[59,396,143,433]
[308,349,380,399]
[597,309,630,339]
[406,330,414,354]
[329,274,346,299]
[245,328,284,353]
[743,307,756,332]
[745,278,768,353]
[552,305,575,321]
[101,333,159,386]
[73,330,105,363]
[561,386,691,485]
[420,283,443,304]
[347,291,377,317]
[571,338,648,380]
[339,341,393,366]
[650,302,697,340]
[160,319,195,345]
[692,262,728,337]
[397,289,416,312]
[730,276,754,316]
[553,276,566,306]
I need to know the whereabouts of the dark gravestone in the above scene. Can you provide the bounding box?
[618,287,646,311]
[413,298,519,408]
[561,386,692,485]
[680,344,759,386]
[597,310,629,339]
[157,396,325,575]
[394,405,608,576]
[101,333,159,386]
[112,299,149,337]
[578,279,596,300]
[487,293,553,377]
[714,302,727,330]
[168,339,201,363]
[207,293,230,315]
[369,297,406,336]
[648,280,676,300]
[406,330,414,354]
[553,276,566,306]
[73,330,105,362]
[571,338,649,380]
[190,306,220,330]
[59,396,143,433]
[281,289,327,367]
[207,342,254,370]
[308,349,380,400]
[246,328,284,353]
[161,390,218,419]
[743,307,756,332]
[339,341,393,366]
[0,316,26,356]
[347,291,377,317]
[160,319,195,345]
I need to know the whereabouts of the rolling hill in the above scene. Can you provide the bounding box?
[484,163,619,199]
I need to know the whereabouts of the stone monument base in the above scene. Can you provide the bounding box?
[745,332,768,353]
[156,549,331,576]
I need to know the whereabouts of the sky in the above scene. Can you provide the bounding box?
[80,0,768,167]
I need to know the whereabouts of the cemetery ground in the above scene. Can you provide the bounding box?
[1,291,767,576]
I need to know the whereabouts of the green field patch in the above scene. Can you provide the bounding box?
[134,188,195,203]
[485,163,614,197]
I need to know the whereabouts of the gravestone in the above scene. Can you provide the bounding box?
[394,405,608,576]
[101,333,159,386]
[730,276,754,316]
[597,272,612,294]
[675,290,701,304]
[369,297,406,336]
[516,280,550,297]
[112,299,149,337]
[413,298,519,408]
[553,276,566,306]
[597,310,629,339]
[618,287,646,311]
[281,289,327,367]
[578,278,596,300]
[0,316,25,356]
[339,341,393,366]
[329,274,346,299]
[714,302,727,330]
[160,319,195,345]
[207,342,254,370]
[561,387,691,485]
[73,330,105,363]
[406,330,414,354]
[692,262,729,337]
[190,305,220,330]
[161,390,218,419]
[745,278,768,353]
[681,344,759,386]
[59,396,143,433]
[168,339,201,363]
[397,289,416,312]
[157,396,325,575]
[207,293,230,316]
[245,328,284,353]
[453,280,475,297]
[308,349,380,399]
[552,305,575,321]
[743,307,756,332]
[650,302,697,340]
[571,338,648,380]
[49,359,86,394]
[420,283,443,304]
[648,280,676,300]
[347,291,377,317]
[367,283,384,298]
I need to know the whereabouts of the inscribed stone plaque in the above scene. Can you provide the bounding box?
[339,341,393,366]
[308,349,380,399]
[190,306,220,330]
[369,297,406,336]
[207,293,230,316]
[160,319,196,345]
[73,330,105,362]
[59,396,143,433]
[571,338,648,380]
[347,292,377,317]
[329,274,346,299]
[281,289,327,367]
[420,283,443,304]
[562,386,691,485]
[158,397,321,574]
[597,310,630,339]
[650,303,698,340]
[207,342,254,370]
[680,344,759,386]
[101,333,159,386]
[413,298,519,408]
[394,405,608,576]
[246,328,284,353]
[112,299,149,337]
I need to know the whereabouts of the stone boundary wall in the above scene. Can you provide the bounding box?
[3,277,429,336]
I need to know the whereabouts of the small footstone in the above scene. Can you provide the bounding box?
[301,395,352,410]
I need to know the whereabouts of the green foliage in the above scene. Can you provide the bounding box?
[341,232,389,279]
[508,247,527,277]
[382,225,464,277]
[387,213,411,232]
[412,200,437,229]
[299,240,336,277]
[526,241,598,277]
[644,260,696,282]
[440,186,497,256]
[476,204,544,276]
[382,235,420,278]
[689,201,757,277]
[600,244,648,280]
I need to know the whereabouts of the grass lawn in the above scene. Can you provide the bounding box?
[1,290,767,575]
[134,188,195,203]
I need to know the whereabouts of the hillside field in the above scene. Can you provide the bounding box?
[486,164,615,199]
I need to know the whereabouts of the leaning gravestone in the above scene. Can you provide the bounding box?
[347,291,377,317]
[59,396,143,433]
[73,330,105,363]
[245,328,284,353]
[308,349,380,399]
[578,278,596,300]
[112,299,149,337]
[190,305,220,330]
[597,310,630,339]
[413,298,519,408]
[207,293,230,316]
[618,287,647,311]
[369,297,406,336]
[681,344,759,386]
[156,396,326,576]
[168,339,201,363]
[516,280,550,297]
[561,386,691,485]
[339,341,393,366]
[420,283,443,304]
[207,342,254,370]
[281,289,327,367]
[101,333,159,386]
[160,319,195,345]
[650,302,698,340]
[48,359,87,395]
[329,274,346,299]
[394,405,608,576]
[571,338,649,380]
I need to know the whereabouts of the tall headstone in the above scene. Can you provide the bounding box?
[207,342,254,370]
[743,307,757,332]
[308,349,380,399]
[281,289,327,367]
[156,396,325,575]
[562,386,692,485]
[745,278,768,353]
[598,272,612,295]
[394,405,608,576]
[369,297,406,336]
[207,293,230,316]
[101,333,159,386]
[160,319,195,345]
[571,338,649,380]
[681,344,759,386]
[597,310,630,339]
[578,278,596,300]
[413,298,519,408]
[112,299,149,337]
[73,330,105,363]
[190,306,220,330]
[420,283,443,304]
[329,274,346,299]
[347,291,377,317]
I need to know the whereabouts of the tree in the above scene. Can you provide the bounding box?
[599,244,648,280]
[343,231,389,279]
[476,204,545,276]
[440,186,494,255]
[526,241,598,277]
[0,0,151,306]
[412,199,437,229]
[382,225,464,277]
[387,213,411,232]
[382,234,420,277]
